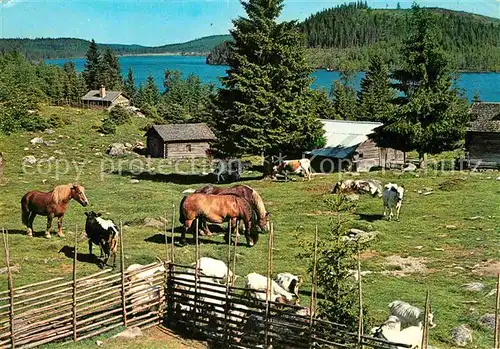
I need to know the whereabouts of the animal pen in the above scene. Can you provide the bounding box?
[0,211,448,349]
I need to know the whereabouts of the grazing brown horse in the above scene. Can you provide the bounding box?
[179,193,259,247]
[195,184,270,233]
[21,184,89,238]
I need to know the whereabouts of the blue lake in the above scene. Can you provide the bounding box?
[46,55,500,102]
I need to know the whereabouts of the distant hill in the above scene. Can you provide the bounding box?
[0,35,232,60]
[206,4,500,72]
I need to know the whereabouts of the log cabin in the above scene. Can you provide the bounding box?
[81,86,130,109]
[306,120,405,172]
[145,123,216,158]
[466,102,500,169]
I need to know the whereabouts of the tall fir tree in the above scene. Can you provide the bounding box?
[331,71,358,120]
[124,67,137,101]
[357,54,397,122]
[101,48,123,90]
[212,0,325,162]
[371,4,471,168]
[82,39,101,90]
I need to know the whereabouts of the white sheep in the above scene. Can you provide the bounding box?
[191,257,234,283]
[383,183,405,221]
[245,273,296,304]
[374,315,423,348]
[389,300,435,328]
[126,261,166,314]
[275,273,301,298]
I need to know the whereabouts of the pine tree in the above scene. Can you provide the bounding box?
[143,74,161,105]
[212,0,325,162]
[357,53,396,122]
[396,2,401,9]
[371,5,471,168]
[101,48,123,90]
[331,71,358,120]
[82,39,101,90]
[124,67,137,102]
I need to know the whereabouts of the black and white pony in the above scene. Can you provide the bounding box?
[382,183,405,221]
[84,211,119,267]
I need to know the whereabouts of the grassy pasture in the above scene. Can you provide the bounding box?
[0,106,499,348]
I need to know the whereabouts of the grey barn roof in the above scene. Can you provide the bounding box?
[147,123,216,142]
[81,90,123,102]
[469,102,500,133]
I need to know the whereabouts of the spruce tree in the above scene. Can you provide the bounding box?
[331,71,358,120]
[124,67,137,101]
[82,39,101,90]
[371,5,471,168]
[101,48,123,90]
[212,0,325,161]
[357,54,396,122]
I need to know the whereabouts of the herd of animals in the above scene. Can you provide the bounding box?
[15,158,421,348]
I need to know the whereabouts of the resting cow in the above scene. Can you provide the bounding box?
[272,159,312,181]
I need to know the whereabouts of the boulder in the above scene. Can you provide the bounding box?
[479,313,495,330]
[462,282,485,292]
[143,217,164,229]
[450,325,472,347]
[107,143,128,157]
[130,179,139,184]
[30,137,44,145]
[23,156,37,165]
[402,163,417,172]
[44,129,55,134]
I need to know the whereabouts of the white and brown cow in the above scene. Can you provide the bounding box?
[272,159,312,182]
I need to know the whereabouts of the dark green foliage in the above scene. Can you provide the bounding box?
[208,4,500,71]
[101,48,123,91]
[63,62,87,101]
[472,89,481,103]
[371,5,473,166]
[83,40,101,90]
[298,194,368,331]
[158,70,215,123]
[108,105,131,125]
[206,41,233,65]
[0,35,232,60]
[98,118,116,134]
[331,71,358,120]
[136,75,161,108]
[357,54,397,121]
[124,68,137,102]
[212,0,325,158]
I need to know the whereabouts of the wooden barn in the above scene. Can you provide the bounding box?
[81,86,130,109]
[466,102,500,169]
[145,123,216,158]
[306,120,405,172]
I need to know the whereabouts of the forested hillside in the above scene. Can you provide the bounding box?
[0,35,231,60]
[207,3,500,71]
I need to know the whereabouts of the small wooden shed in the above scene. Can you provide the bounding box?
[145,123,216,158]
[466,102,500,169]
[307,120,405,172]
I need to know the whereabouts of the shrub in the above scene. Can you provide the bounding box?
[108,105,131,125]
[48,114,71,128]
[98,118,116,134]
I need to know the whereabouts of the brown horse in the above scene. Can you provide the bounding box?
[179,193,259,247]
[195,184,270,233]
[21,184,89,238]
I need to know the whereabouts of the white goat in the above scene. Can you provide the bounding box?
[373,316,423,349]
[389,300,435,329]
[245,273,296,304]
[275,273,301,298]
[383,183,405,221]
[191,257,234,283]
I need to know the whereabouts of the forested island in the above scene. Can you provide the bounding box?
[206,2,500,71]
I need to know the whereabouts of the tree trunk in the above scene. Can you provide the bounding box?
[263,155,274,178]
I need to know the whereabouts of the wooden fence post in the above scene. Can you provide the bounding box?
[223,222,232,346]
[72,226,78,342]
[264,222,274,348]
[164,211,169,262]
[421,290,430,349]
[3,229,15,349]
[120,221,128,328]
[495,274,500,349]
[194,219,199,322]
[309,225,318,349]
[357,248,364,349]
[171,203,175,264]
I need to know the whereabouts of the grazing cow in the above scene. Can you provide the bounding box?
[191,257,234,283]
[84,211,119,267]
[389,300,435,329]
[275,273,301,299]
[383,183,405,221]
[273,159,312,181]
[331,179,383,197]
[244,273,297,304]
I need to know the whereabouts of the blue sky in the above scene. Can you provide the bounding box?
[0,0,499,46]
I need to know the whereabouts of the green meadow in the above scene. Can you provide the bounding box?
[0,106,499,348]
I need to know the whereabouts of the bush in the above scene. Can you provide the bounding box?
[98,118,116,134]
[48,114,71,128]
[108,105,131,125]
